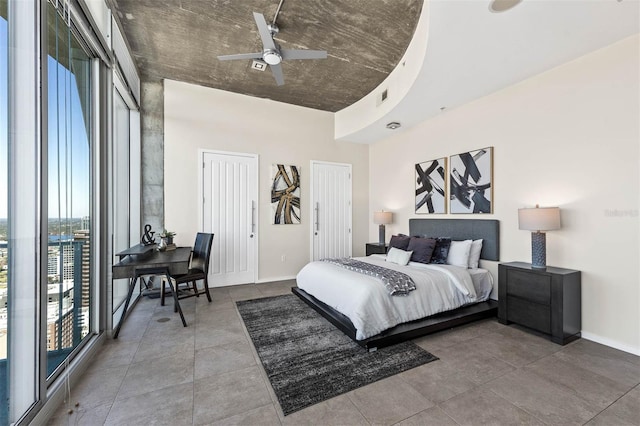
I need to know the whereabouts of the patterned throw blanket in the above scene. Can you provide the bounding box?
[321,258,416,296]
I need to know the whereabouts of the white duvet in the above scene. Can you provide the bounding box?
[296,256,481,340]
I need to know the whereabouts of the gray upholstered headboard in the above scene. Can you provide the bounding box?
[408,219,500,261]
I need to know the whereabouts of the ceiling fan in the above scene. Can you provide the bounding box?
[217,5,327,86]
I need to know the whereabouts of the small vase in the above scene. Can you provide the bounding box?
[157,237,167,251]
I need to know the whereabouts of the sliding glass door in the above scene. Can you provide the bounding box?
[46,2,93,378]
[0,0,9,422]
[0,0,139,421]
[112,89,130,325]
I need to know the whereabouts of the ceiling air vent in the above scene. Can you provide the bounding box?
[377,88,389,107]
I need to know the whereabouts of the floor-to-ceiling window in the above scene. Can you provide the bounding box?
[1,0,140,421]
[111,83,141,329]
[112,89,130,326]
[0,0,9,422]
[45,2,93,378]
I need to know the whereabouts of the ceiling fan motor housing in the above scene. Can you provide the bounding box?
[263,49,282,65]
[267,23,279,35]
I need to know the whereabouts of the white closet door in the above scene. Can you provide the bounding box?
[311,161,352,261]
[202,151,258,286]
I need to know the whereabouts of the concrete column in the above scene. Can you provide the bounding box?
[140,79,164,232]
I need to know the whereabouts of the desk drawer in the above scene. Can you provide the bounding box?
[507,269,551,305]
[507,296,551,334]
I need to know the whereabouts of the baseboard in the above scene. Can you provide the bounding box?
[581,331,640,356]
[255,275,297,284]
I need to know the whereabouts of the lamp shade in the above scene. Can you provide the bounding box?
[373,211,392,225]
[518,206,561,231]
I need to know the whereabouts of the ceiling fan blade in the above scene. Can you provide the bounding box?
[253,12,277,51]
[217,52,263,61]
[281,49,327,60]
[270,63,285,86]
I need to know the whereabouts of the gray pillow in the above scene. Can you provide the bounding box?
[430,237,452,264]
[407,237,436,264]
[389,234,411,251]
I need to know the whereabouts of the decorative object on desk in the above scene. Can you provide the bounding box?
[157,229,176,251]
[518,205,561,269]
[271,164,301,224]
[159,229,176,245]
[416,157,446,214]
[140,224,155,246]
[450,147,493,214]
[373,210,392,245]
[158,242,177,251]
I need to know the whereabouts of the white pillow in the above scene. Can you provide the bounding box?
[447,239,473,268]
[386,247,413,266]
[468,239,483,269]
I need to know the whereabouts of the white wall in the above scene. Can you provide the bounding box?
[369,35,640,354]
[164,80,369,283]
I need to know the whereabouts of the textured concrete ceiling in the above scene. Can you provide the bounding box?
[110,0,423,112]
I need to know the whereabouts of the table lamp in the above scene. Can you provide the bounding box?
[518,205,561,269]
[373,211,393,246]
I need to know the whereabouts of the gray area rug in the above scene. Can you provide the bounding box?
[236,294,438,416]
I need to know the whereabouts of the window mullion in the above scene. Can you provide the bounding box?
[7,0,42,422]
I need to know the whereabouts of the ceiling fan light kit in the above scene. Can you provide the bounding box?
[217,6,327,86]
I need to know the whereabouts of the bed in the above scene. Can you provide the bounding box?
[292,218,500,351]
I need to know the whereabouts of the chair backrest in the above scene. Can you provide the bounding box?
[191,232,214,273]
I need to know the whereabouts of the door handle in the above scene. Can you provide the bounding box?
[250,200,255,237]
[314,202,319,235]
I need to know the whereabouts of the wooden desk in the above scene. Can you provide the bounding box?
[112,245,191,338]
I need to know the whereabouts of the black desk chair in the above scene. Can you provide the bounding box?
[161,233,214,308]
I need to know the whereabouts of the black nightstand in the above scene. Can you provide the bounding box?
[499,261,581,345]
[365,243,388,256]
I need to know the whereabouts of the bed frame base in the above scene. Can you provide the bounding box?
[292,287,498,351]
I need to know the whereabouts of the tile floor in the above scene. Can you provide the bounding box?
[47,280,640,426]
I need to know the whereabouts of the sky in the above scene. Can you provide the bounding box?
[47,54,91,219]
[0,15,91,220]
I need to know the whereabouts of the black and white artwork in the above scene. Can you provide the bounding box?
[415,158,446,214]
[271,164,301,224]
[449,147,493,214]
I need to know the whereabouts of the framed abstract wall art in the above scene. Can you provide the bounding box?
[449,147,493,214]
[415,158,447,214]
[271,164,301,224]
